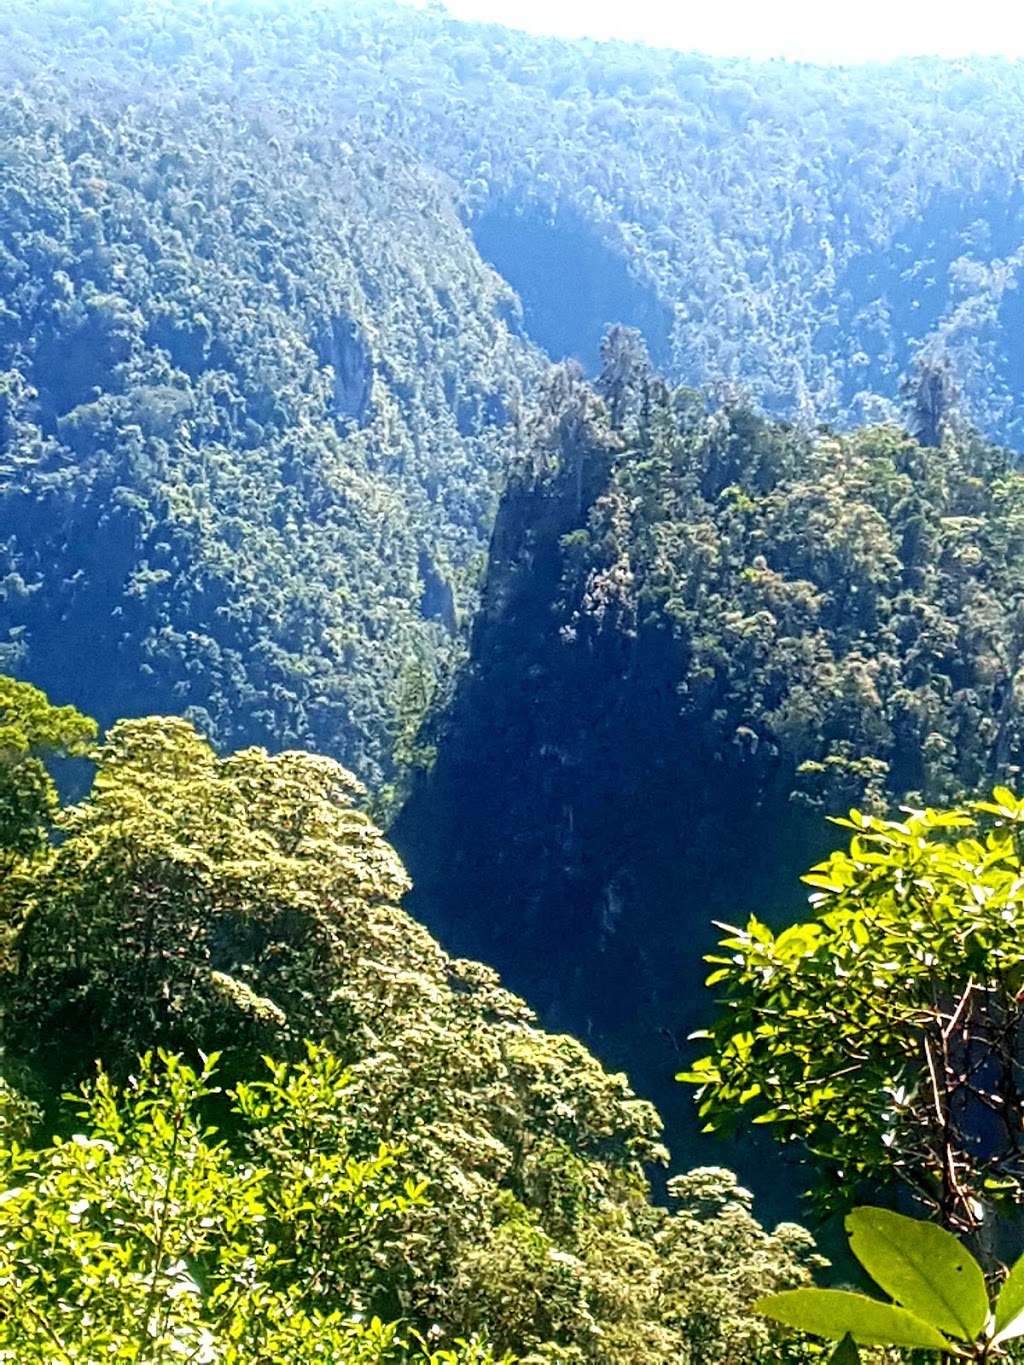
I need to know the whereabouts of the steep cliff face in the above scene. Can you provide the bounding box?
[315,316,374,427]
[392,350,1024,1180]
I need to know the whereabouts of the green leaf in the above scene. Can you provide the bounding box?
[755,1288,952,1350]
[829,1334,861,1364]
[845,1207,987,1341]
[994,1249,1024,1342]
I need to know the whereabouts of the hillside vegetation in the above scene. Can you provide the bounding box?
[394,339,1024,1175]
[0,677,823,1363]
[0,12,538,784]
[7,0,1024,778]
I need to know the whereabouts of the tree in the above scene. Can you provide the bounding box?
[3,703,823,1362]
[681,790,1024,1238]
[0,675,95,862]
[597,325,652,432]
[0,676,95,961]
[10,713,413,1079]
[0,1044,508,1363]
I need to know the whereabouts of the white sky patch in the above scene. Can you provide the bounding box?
[431,0,1024,64]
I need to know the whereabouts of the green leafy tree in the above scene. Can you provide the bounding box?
[0,1045,508,1363]
[682,790,1024,1235]
[10,713,412,1077]
[0,676,95,960]
[0,675,95,864]
[653,1168,826,1364]
[2,704,823,1362]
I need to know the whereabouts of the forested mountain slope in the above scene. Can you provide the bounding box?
[353,8,1024,441]
[0,36,537,784]
[392,340,1024,1175]
[7,0,1024,777]
[13,0,1024,436]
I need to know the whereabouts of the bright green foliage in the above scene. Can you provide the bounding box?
[682,791,1024,1231]
[996,1255,1024,1340]
[758,1206,1024,1360]
[764,1291,952,1352]
[1,705,823,1361]
[0,677,95,960]
[10,714,411,1074]
[845,1208,987,1341]
[0,1046,507,1363]
[0,675,95,863]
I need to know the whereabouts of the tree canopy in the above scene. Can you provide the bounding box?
[0,675,95,963]
[0,34,536,786]
[0,684,822,1362]
[0,1046,507,1364]
[683,791,1024,1236]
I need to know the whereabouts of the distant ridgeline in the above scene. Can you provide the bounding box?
[9,0,1024,435]
[392,336,1024,1175]
[7,0,1024,777]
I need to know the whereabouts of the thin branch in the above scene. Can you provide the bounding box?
[942,978,976,1042]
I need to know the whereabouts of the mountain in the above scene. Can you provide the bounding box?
[0,7,539,785]
[352,6,1024,443]
[8,0,1024,1195]
[7,0,1024,781]
[392,341,1024,1187]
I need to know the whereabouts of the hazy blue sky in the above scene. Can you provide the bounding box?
[432,0,1024,64]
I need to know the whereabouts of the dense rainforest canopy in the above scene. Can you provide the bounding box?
[8,0,1024,779]
[0,4,540,784]
[8,0,1024,1356]
[0,678,824,1363]
[14,0,1024,447]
